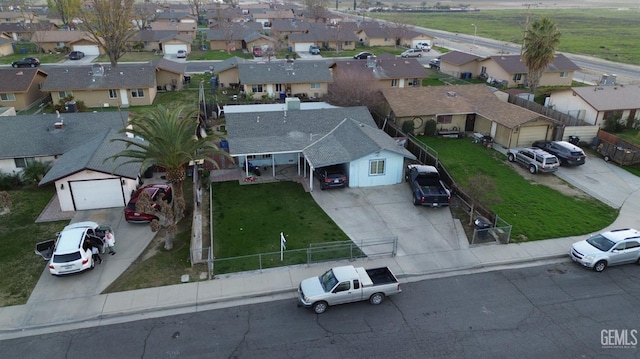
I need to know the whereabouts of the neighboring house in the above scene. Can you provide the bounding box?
[205,7,248,25]
[237,60,332,99]
[330,53,428,89]
[0,68,48,111]
[213,56,245,88]
[356,23,433,48]
[225,100,416,191]
[548,83,640,128]
[439,51,482,76]
[269,18,311,40]
[0,22,56,41]
[477,53,580,88]
[150,21,197,39]
[0,112,141,211]
[253,8,295,28]
[0,35,14,56]
[0,11,36,24]
[41,63,157,108]
[381,84,558,148]
[129,29,193,54]
[206,23,268,51]
[31,30,102,55]
[288,25,357,52]
[155,12,197,24]
[154,58,187,91]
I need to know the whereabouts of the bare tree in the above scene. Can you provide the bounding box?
[384,15,411,49]
[132,2,156,31]
[326,68,383,110]
[186,0,204,25]
[47,0,81,30]
[212,5,236,54]
[304,0,329,22]
[78,0,137,67]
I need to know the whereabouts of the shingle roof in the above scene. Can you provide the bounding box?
[483,53,581,74]
[41,63,156,91]
[572,85,640,111]
[440,51,481,65]
[382,84,553,129]
[0,68,47,93]
[206,23,263,41]
[288,26,358,42]
[153,58,186,75]
[39,128,142,185]
[31,30,95,43]
[332,56,427,81]
[213,56,247,73]
[238,60,332,85]
[270,18,311,32]
[0,112,128,159]
[0,37,14,45]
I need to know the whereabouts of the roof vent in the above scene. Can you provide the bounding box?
[16,71,23,75]
[446,91,458,97]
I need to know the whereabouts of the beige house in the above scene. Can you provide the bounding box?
[330,54,428,89]
[0,68,48,111]
[154,58,187,91]
[31,30,102,54]
[0,35,14,56]
[288,25,357,52]
[129,29,193,54]
[237,60,332,99]
[381,84,558,148]
[479,53,580,88]
[150,21,197,39]
[206,23,267,51]
[213,56,243,89]
[41,63,157,108]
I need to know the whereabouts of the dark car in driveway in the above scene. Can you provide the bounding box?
[68,51,85,60]
[124,183,173,223]
[532,140,586,166]
[12,57,40,68]
[315,165,347,190]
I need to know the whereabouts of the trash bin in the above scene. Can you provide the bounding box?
[21,48,26,54]
[287,46,292,52]
[474,216,492,239]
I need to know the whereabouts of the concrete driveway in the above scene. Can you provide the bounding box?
[554,153,640,208]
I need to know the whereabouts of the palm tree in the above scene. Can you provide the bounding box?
[522,16,561,94]
[108,105,230,249]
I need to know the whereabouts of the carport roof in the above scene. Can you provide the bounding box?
[39,129,142,185]
[382,84,553,129]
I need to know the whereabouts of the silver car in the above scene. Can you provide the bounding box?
[570,228,640,272]
[400,49,423,58]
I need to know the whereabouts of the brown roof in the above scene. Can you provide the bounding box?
[572,85,640,111]
[154,58,186,75]
[31,30,95,43]
[332,55,427,81]
[440,51,481,66]
[382,84,552,129]
[480,53,581,74]
[0,68,47,93]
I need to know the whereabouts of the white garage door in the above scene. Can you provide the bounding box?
[517,126,549,147]
[71,179,124,211]
[73,45,99,56]
[164,44,187,54]
[294,42,314,52]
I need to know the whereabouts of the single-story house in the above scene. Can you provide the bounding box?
[439,51,482,77]
[0,68,48,111]
[381,84,558,148]
[206,22,267,51]
[154,58,187,91]
[288,25,357,52]
[149,21,197,38]
[237,60,333,99]
[129,29,193,54]
[225,100,416,191]
[0,35,14,56]
[31,30,103,55]
[0,22,57,41]
[155,12,197,24]
[330,54,428,89]
[355,23,433,48]
[268,18,311,40]
[477,53,580,88]
[213,56,245,89]
[0,112,142,211]
[548,83,640,128]
[41,63,157,108]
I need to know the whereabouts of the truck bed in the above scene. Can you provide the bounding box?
[365,267,398,285]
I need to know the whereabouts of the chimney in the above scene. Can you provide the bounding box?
[54,119,64,129]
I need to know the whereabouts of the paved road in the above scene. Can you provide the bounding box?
[3,262,638,358]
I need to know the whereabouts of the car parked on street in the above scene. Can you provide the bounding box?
[400,49,423,58]
[68,51,84,60]
[309,45,320,55]
[507,147,560,174]
[532,140,586,166]
[314,165,347,190]
[124,183,173,223]
[176,50,187,58]
[569,228,640,272]
[12,57,40,68]
[353,51,374,59]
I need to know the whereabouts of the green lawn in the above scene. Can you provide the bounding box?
[417,137,618,241]
[374,8,640,65]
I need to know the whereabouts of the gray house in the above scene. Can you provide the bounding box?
[225,100,415,191]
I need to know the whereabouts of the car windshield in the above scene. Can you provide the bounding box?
[319,269,338,292]
[586,234,615,252]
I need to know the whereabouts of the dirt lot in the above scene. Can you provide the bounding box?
[506,162,591,198]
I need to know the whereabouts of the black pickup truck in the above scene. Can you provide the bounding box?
[405,164,451,207]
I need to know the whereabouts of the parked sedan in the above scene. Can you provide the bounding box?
[532,140,586,166]
[177,50,187,58]
[124,183,173,223]
[353,51,374,60]
[314,165,347,190]
[68,51,85,60]
[11,57,40,68]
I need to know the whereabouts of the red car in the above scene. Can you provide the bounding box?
[124,183,172,223]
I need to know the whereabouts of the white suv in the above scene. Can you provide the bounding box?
[569,228,640,272]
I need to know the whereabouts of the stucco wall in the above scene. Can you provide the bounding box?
[347,150,405,188]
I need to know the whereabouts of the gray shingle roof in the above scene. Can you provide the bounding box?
[238,60,332,84]
[213,56,247,73]
[0,68,47,93]
[0,112,128,159]
[39,128,142,185]
[154,58,186,74]
[572,85,640,111]
[484,53,581,74]
[440,51,482,65]
[40,64,156,91]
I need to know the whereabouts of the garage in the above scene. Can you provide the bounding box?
[294,42,314,52]
[72,45,100,56]
[70,178,124,211]
[516,126,549,147]
[164,44,187,55]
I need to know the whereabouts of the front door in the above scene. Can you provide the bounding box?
[119,89,129,107]
[465,114,476,132]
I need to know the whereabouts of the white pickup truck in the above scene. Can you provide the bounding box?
[298,265,401,314]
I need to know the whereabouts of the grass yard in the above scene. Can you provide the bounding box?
[417,136,618,241]
[375,8,640,65]
[0,187,69,306]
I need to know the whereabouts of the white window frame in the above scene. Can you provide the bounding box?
[391,79,398,87]
[369,159,385,176]
[310,83,320,90]
[130,89,145,98]
[58,91,72,98]
[251,84,264,93]
[108,89,118,99]
[0,93,16,101]
[560,71,568,78]
[15,157,34,168]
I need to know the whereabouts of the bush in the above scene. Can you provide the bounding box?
[0,172,22,190]
[21,161,52,186]
[401,120,414,135]
[424,119,437,136]
[603,112,625,133]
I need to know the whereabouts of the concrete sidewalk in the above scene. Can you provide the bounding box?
[1,185,639,341]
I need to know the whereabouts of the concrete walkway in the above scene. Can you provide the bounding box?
[1,174,639,340]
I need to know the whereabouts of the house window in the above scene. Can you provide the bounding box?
[251,84,263,93]
[344,41,352,46]
[369,159,385,176]
[108,89,118,99]
[437,115,452,124]
[130,89,145,98]
[559,71,568,78]
[407,78,420,87]
[275,84,282,92]
[14,157,34,168]
[513,73,523,81]
[56,42,64,47]
[391,79,398,87]
[58,91,72,98]
[310,83,320,90]
[0,93,16,101]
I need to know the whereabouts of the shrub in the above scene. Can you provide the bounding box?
[401,119,414,135]
[424,119,437,136]
[0,172,22,190]
[21,161,52,186]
